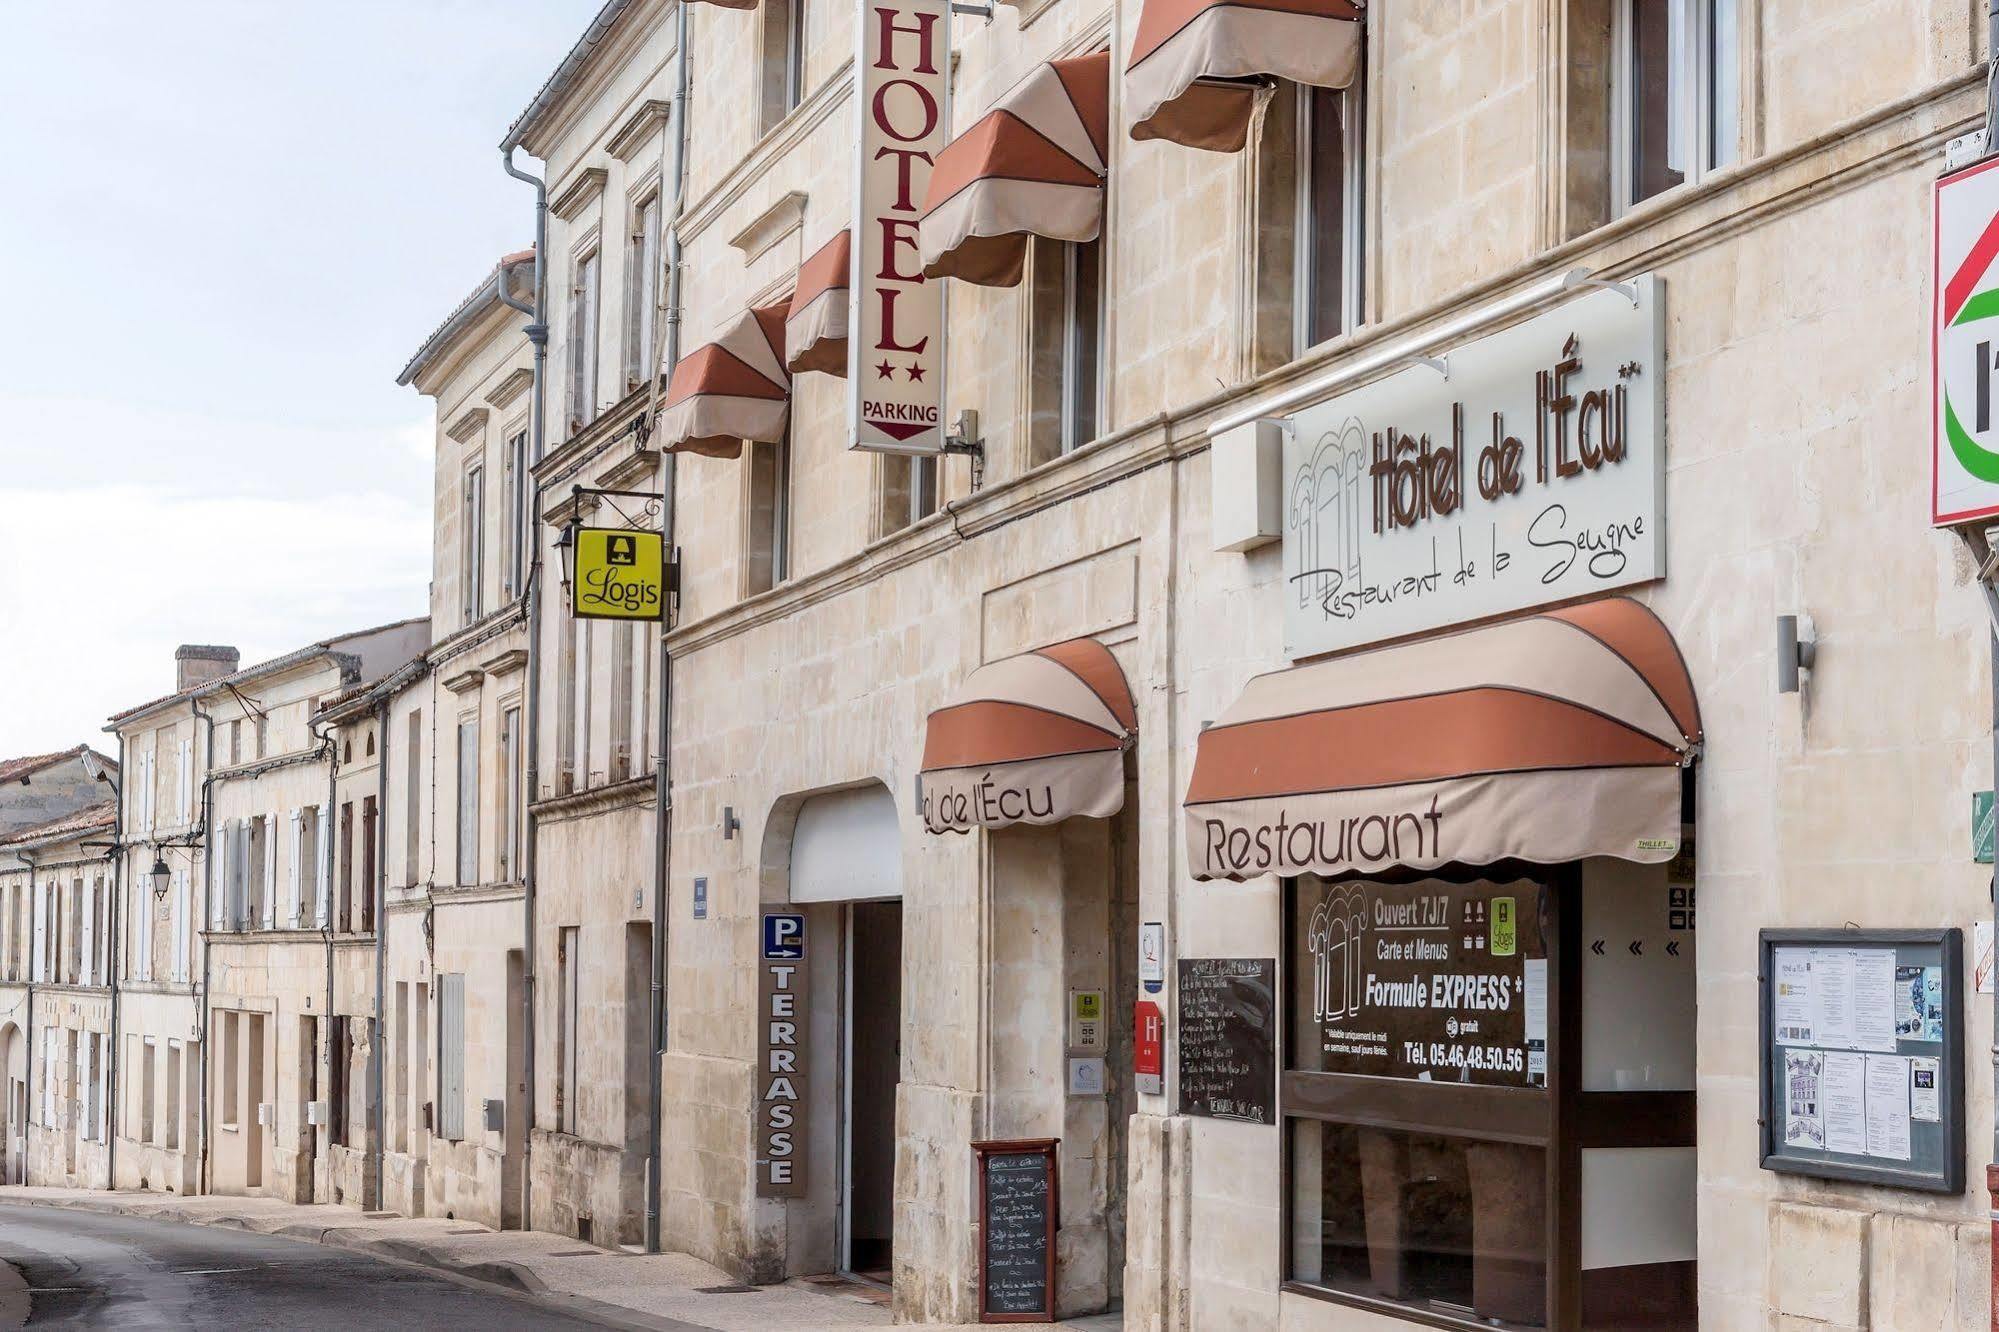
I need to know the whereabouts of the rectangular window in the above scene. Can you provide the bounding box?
[624,195,663,393]
[360,796,378,933]
[742,430,793,596]
[246,818,268,930]
[557,926,580,1135]
[878,453,941,535]
[338,802,354,932]
[438,973,466,1141]
[154,725,176,820]
[165,1041,182,1150]
[1061,238,1104,454]
[405,710,423,886]
[229,720,242,767]
[463,461,487,625]
[140,1038,157,1142]
[329,1017,350,1147]
[501,430,528,601]
[760,0,808,132]
[611,622,634,783]
[457,718,479,886]
[500,705,521,882]
[566,248,602,434]
[221,1012,240,1128]
[254,713,268,761]
[66,879,82,983]
[1616,0,1738,211]
[558,600,579,794]
[1297,66,1365,349]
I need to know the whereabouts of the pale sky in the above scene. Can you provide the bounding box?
[0,1,600,757]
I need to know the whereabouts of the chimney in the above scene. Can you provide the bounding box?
[175,644,240,692]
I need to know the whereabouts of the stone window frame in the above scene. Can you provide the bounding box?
[1607,0,1742,215]
[759,0,809,136]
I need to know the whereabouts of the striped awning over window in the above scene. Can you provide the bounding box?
[920,637,1137,834]
[657,303,791,459]
[786,229,851,376]
[1127,0,1362,153]
[1184,598,1702,881]
[919,51,1111,287]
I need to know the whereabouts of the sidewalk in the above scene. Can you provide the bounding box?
[0,1186,1100,1331]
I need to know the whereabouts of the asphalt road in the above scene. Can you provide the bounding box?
[0,1203,614,1329]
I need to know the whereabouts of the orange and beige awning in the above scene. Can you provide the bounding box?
[921,637,1137,834]
[786,230,850,376]
[1185,598,1702,880]
[919,51,1111,287]
[657,303,791,459]
[1128,0,1363,152]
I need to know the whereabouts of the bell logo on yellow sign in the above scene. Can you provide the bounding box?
[573,527,665,621]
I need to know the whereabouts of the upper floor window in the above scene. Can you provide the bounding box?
[742,426,794,596]
[878,453,939,537]
[1615,0,1738,211]
[760,0,807,132]
[1028,235,1106,465]
[462,460,487,625]
[501,429,528,603]
[566,248,602,435]
[624,194,663,395]
[1297,68,1365,349]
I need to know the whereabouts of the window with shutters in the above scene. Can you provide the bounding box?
[557,926,579,1135]
[456,718,479,886]
[624,194,662,393]
[499,705,521,882]
[338,803,354,932]
[171,869,189,982]
[462,460,487,626]
[154,725,175,824]
[246,817,268,930]
[566,247,602,435]
[298,808,320,928]
[66,879,82,983]
[438,973,466,1141]
[360,796,378,934]
[405,710,423,886]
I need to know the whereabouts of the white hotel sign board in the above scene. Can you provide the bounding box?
[1934,157,1999,526]
[1282,276,1666,659]
[849,0,948,455]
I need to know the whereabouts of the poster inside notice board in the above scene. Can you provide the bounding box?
[1177,957,1276,1124]
[1758,928,1963,1193]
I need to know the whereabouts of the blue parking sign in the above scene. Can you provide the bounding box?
[763,912,805,960]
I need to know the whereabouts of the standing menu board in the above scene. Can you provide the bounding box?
[974,1139,1058,1322]
[1758,929,1964,1193]
[1176,958,1277,1124]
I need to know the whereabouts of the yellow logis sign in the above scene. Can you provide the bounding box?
[573,527,665,621]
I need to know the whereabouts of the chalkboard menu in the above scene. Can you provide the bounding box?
[1176,957,1276,1124]
[1290,878,1549,1087]
[1758,928,1964,1194]
[974,1138,1058,1322]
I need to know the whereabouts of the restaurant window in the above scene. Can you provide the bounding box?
[462,459,487,625]
[1296,64,1365,350]
[1614,0,1738,211]
[624,193,663,394]
[760,0,807,133]
[742,428,793,596]
[1283,865,1697,1330]
[566,247,602,435]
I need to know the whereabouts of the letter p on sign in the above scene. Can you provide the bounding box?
[764,913,806,960]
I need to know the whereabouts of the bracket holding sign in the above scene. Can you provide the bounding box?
[557,485,679,623]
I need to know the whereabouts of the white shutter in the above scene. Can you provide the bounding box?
[439,974,465,1140]
[141,751,154,835]
[31,883,45,984]
[40,1031,53,1127]
[79,1036,93,1142]
[169,870,186,984]
[138,870,155,983]
[180,739,193,824]
[316,803,331,928]
[80,881,95,987]
[262,813,277,929]
[288,810,302,928]
[96,1036,109,1142]
[211,822,228,930]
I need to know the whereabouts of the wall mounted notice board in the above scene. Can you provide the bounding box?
[1176,957,1277,1124]
[974,1138,1058,1323]
[1758,928,1963,1193]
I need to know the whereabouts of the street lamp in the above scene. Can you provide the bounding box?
[555,520,578,602]
[150,853,171,898]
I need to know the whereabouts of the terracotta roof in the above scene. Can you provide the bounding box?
[0,800,117,851]
[0,745,111,786]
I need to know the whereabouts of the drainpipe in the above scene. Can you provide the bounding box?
[645,2,690,1257]
[501,141,549,1231]
[102,743,124,1191]
[192,699,215,1195]
[371,698,389,1209]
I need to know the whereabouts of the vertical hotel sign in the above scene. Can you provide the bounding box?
[1934,157,1999,526]
[850,0,948,454]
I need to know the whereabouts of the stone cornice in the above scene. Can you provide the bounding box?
[666,69,1985,660]
[550,166,610,222]
[609,98,674,162]
[531,772,655,825]
[485,367,534,411]
[728,190,809,262]
[446,406,489,444]
[679,61,853,246]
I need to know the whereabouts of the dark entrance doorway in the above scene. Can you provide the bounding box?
[844,899,901,1279]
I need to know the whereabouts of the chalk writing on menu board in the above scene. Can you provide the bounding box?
[980,1146,1054,1318]
[1177,957,1277,1125]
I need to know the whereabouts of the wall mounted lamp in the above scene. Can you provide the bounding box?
[722,805,741,840]
[1777,615,1817,694]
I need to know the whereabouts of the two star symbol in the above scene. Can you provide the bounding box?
[874,360,925,382]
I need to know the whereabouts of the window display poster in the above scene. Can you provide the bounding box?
[1293,878,1546,1087]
